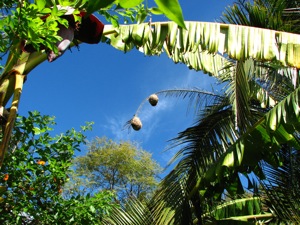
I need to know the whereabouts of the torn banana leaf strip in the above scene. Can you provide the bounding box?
[103,21,300,69]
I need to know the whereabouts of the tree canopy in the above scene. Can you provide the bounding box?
[0,111,116,224]
[69,137,162,204]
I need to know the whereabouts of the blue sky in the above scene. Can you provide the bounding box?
[17,0,234,168]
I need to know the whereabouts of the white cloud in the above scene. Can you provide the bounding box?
[103,116,131,141]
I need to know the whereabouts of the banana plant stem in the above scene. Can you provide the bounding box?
[0,73,25,168]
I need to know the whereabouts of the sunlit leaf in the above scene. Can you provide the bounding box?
[149,7,163,15]
[86,0,115,14]
[36,0,46,11]
[118,0,143,8]
[154,0,186,29]
[90,205,96,213]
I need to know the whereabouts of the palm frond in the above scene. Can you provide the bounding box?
[260,146,300,223]
[220,0,297,33]
[151,171,193,225]
[220,1,252,26]
[228,60,253,131]
[103,197,154,225]
[133,88,223,120]
[193,86,300,199]
[167,96,235,168]
[250,62,296,100]
[102,6,300,225]
[155,84,300,224]
[148,98,239,224]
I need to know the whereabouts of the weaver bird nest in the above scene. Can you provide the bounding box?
[130,116,142,131]
[148,94,159,106]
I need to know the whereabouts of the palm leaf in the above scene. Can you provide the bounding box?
[259,147,300,223]
[155,84,300,225]
[167,96,235,168]
[112,59,300,224]
[194,85,300,197]
[220,0,300,33]
[147,97,240,224]
[103,197,154,225]
[152,172,193,225]
[219,59,293,131]
[227,60,253,131]
[133,88,223,120]
[219,59,296,132]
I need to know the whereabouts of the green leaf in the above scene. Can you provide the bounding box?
[90,205,96,213]
[36,0,46,11]
[137,10,148,24]
[118,0,143,8]
[86,0,115,14]
[154,0,186,29]
[0,186,6,194]
[33,127,41,135]
[149,7,163,15]
[51,4,58,17]
[41,8,52,14]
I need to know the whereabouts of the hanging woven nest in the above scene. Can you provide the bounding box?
[130,116,142,131]
[148,94,159,106]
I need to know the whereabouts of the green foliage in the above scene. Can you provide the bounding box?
[104,197,154,225]
[118,0,143,9]
[104,192,271,225]
[211,197,262,220]
[260,147,300,223]
[70,137,162,203]
[102,1,300,223]
[0,111,116,224]
[0,2,73,55]
[220,0,300,33]
[2,0,300,224]
[98,4,149,27]
[52,191,116,225]
[0,0,185,63]
[154,0,186,29]
[86,0,116,14]
[86,0,185,27]
[0,0,186,76]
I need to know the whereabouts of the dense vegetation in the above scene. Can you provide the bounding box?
[1,0,300,224]
[0,112,116,224]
